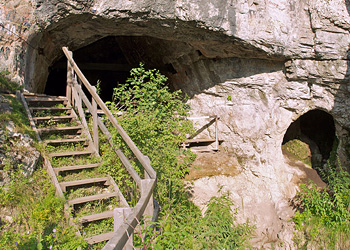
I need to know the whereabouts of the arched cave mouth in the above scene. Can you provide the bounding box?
[282,109,336,169]
[44,36,179,101]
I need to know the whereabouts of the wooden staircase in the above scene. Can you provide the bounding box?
[23,92,128,245]
[19,47,157,250]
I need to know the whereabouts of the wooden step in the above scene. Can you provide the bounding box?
[45,138,87,145]
[23,92,56,97]
[48,150,94,158]
[26,97,67,105]
[30,107,71,111]
[33,115,75,122]
[60,177,110,192]
[38,126,82,134]
[78,210,114,224]
[26,97,67,102]
[85,232,114,245]
[67,192,118,206]
[54,163,101,175]
[185,139,216,144]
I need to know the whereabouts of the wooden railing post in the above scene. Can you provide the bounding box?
[92,86,99,155]
[114,208,134,250]
[215,116,219,151]
[143,156,154,221]
[66,50,73,104]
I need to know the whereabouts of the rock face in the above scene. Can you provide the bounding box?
[0,114,40,186]
[1,0,350,247]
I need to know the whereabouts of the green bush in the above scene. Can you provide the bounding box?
[101,64,254,249]
[102,63,195,203]
[0,169,86,250]
[293,157,350,249]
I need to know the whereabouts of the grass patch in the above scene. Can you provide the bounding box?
[282,139,312,166]
[51,155,101,168]
[292,141,350,249]
[0,169,86,249]
[45,142,87,154]
[81,218,114,238]
[74,198,119,218]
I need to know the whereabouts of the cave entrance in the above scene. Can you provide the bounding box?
[282,109,336,169]
[44,36,178,101]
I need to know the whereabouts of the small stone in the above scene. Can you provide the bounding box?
[5,216,13,223]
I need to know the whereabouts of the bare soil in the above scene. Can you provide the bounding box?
[185,151,242,180]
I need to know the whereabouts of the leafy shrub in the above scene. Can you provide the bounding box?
[100,64,254,249]
[102,63,195,203]
[0,169,86,249]
[293,156,350,249]
[0,71,23,93]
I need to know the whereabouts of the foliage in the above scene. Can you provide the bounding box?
[282,139,312,166]
[0,94,34,137]
[0,71,23,93]
[103,63,195,204]
[293,152,350,249]
[100,64,254,249]
[139,192,254,249]
[0,169,86,250]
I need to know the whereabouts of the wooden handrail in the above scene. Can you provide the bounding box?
[62,47,157,249]
[62,47,156,179]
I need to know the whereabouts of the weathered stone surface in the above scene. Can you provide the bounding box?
[1,0,350,247]
[0,129,40,185]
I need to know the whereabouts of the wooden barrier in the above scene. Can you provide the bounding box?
[62,47,157,250]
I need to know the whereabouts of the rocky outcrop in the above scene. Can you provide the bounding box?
[1,0,350,247]
[0,95,40,185]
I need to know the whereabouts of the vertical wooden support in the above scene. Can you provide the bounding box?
[66,50,73,104]
[92,86,99,155]
[215,116,219,151]
[143,156,154,222]
[114,208,134,250]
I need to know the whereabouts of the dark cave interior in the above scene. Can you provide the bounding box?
[283,109,336,164]
[44,36,179,101]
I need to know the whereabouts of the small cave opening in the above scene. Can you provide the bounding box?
[282,109,336,170]
[44,36,181,101]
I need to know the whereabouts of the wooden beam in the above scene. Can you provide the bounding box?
[62,47,156,180]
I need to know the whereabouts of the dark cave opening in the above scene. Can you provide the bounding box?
[44,36,179,101]
[282,109,336,168]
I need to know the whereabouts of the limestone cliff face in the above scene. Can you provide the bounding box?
[1,0,350,247]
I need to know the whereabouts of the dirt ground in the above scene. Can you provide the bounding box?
[185,151,242,180]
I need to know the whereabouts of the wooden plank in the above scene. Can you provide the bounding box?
[43,156,64,198]
[113,208,134,250]
[30,107,71,111]
[108,176,129,207]
[60,177,109,192]
[78,210,114,224]
[23,93,64,98]
[18,92,41,142]
[97,117,142,187]
[45,138,87,145]
[215,116,219,150]
[38,125,82,133]
[92,86,99,155]
[54,163,101,174]
[63,47,156,180]
[48,150,93,158]
[102,179,156,250]
[186,116,217,120]
[85,232,114,245]
[26,97,67,102]
[68,192,118,206]
[72,83,99,157]
[184,139,216,143]
[33,115,74,121]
